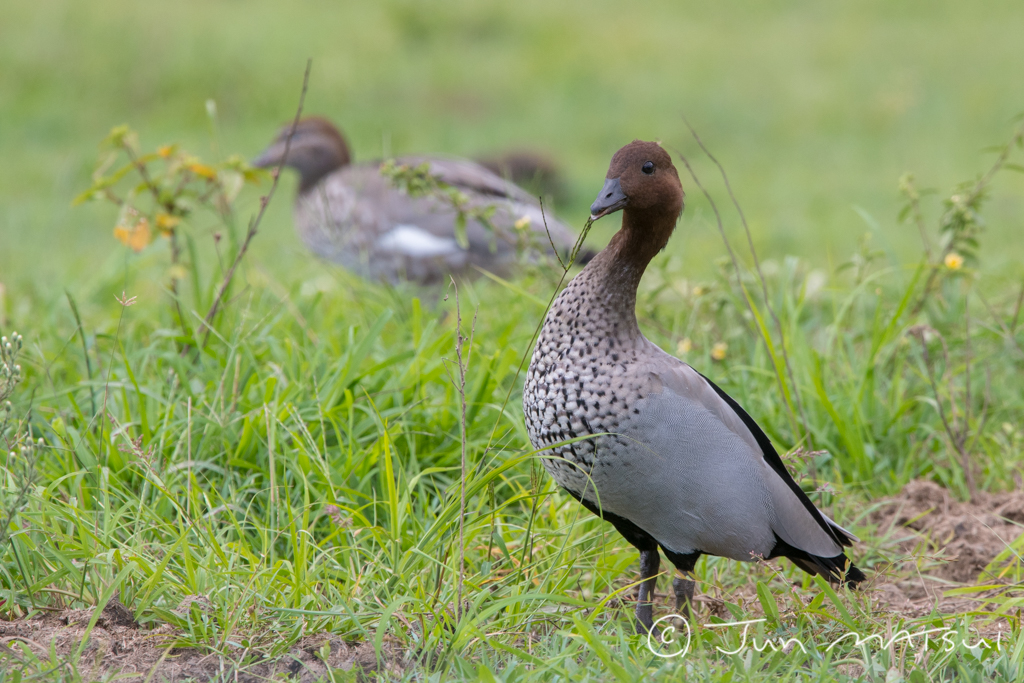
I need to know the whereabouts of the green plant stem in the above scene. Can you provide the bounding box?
[194,59,312,353]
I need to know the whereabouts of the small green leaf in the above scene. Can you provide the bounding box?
[756,581,780,626]
[455,213,469,249]
[908,668,929,683]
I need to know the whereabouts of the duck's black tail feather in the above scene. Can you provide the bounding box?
[770,534,866,587]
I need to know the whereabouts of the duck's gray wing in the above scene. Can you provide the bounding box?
[398,156,584,258]
[292,165,470,281]
[293,159,582,281]
[599,352,853,568]
[399,155,536,203]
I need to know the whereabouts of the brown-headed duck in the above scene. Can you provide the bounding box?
[523,140,864,633]
[254,117,588,283]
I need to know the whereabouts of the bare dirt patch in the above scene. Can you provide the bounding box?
[871,479,1024,582]
[860,479,1024,619]
[0,597,403,682]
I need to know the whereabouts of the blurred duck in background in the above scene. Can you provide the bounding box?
[253,117,589,283]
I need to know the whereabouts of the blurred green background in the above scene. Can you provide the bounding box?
[2,0,1023,300]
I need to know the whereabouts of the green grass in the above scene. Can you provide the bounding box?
[3,1,1024,680]
[4,143,1024,678]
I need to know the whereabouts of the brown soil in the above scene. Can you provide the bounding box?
[863,479,1024,617]
[0,597,403,682]
[871,479,1024,581]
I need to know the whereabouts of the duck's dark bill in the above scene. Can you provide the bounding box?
[251,145,285,169]
[590,177,627,219]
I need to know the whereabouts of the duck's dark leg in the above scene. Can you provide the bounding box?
[672,576,695,619]
[661,548,701,622]
[635,549,660,633]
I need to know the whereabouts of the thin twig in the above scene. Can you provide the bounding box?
[187,397,193,518]
[484,217,595,451]
[901,174,932,260]
[193,59,313,353]
[911,194,932,261]
[965,366,992,461]
[919,338,957,450]
[963,288,974,498]
[538,197,566,270]
[1011,280,1024,333]
[912,120,1024,316]
[230,354,241,414]
[671,148,803,442]
[122,144,190,337]
[443,277,478,621]
[681,117,814,450]
[65,290,96,418]
[976,289,1024,358]
[0,424,38,550]
[911,326,972,498]
[964,293,971,430]
[98,293,135,457]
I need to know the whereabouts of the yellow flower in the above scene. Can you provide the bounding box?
[676,338,693,355]
[155,213,181,234]
[514,215,531,231]
[944,252,964,270]
[711,342,728,361]
[157,144,176,159]
[188,162,217,180]
[113,217,151,252]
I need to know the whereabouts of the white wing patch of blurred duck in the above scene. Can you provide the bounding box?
[375,224,462,258]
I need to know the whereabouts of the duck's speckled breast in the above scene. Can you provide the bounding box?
[522,269,650,497]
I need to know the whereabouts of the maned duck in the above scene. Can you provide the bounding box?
[253,117,588,283]
[522,140,864,633]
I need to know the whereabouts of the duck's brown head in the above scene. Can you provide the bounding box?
[591,140,683,222]
[253,116,352,193]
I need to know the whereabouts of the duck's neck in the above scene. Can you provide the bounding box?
[296,153,346,194]
[570,208,677,339]
[293,140,351,194]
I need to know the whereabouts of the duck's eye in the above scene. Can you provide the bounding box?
[642,161,655,175]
